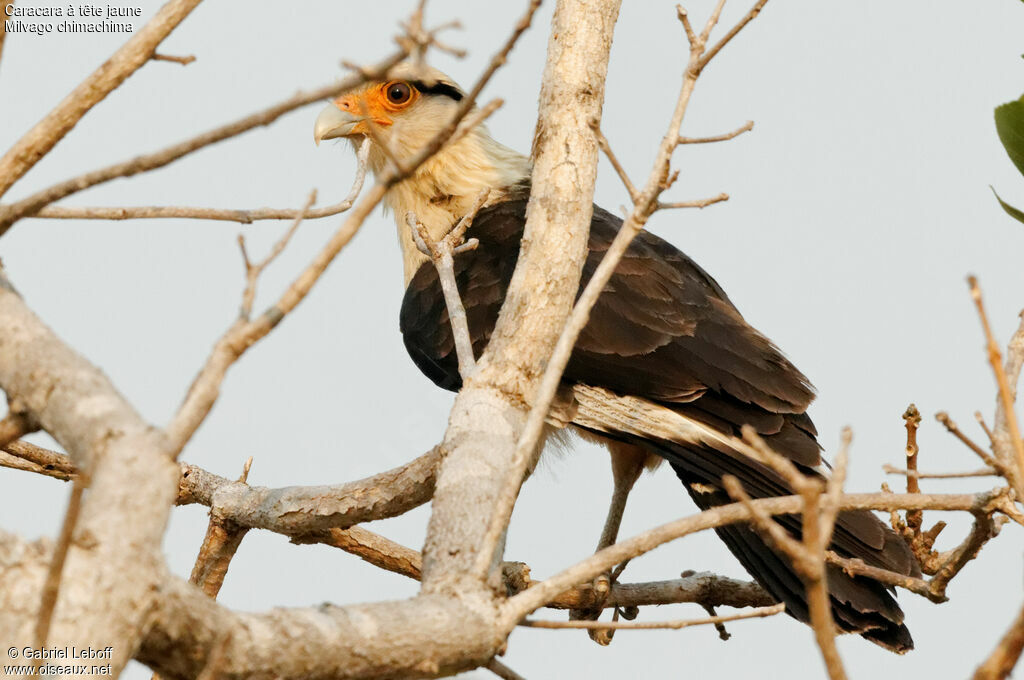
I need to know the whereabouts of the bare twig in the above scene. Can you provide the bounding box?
[0,0,205,207]
[974,599,1024,680]
[397,2,465,62]
[696,0,770,71]
[936,411,1006,474]
[33,477,87,658]
[520,603,784,630]
[721,475,805,561]
[676,6,697,45]
[406,188,490,379]
[590,121,639,202]
[503,488,1012,626]
[656,193,729,210]
[903,404,923,531]
[930,511,1002,597]
[165,100,501,454]
[4,430,1010,628]
[152,52,196,65]
[697,0,729,45]
[486,658,527,680]
[26,202,363,223]
[0,50,407,233]
[0,410,35,448]
[165,2,529,456]
[0,448,73,480]
[977,411,997,448]
[724,429,848,680]
[1,440,76,478]
[825,552,942,603]
[678,120,753,144]
[28,143,370,225]
[884,465,998,480]
[969,276,1024,496]
[238,190,319,319]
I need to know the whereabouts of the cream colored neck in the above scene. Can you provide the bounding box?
[370,127,530,285]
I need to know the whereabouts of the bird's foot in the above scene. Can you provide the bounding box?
[570,562,631,646]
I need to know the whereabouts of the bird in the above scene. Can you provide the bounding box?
[314,63,920,653]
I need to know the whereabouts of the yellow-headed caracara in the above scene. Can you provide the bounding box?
[314,64,920,653]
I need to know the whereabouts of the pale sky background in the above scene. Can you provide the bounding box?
[2,1,1024,678]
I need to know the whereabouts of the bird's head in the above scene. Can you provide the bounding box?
[314,63,530,283]
[313,63,467,168]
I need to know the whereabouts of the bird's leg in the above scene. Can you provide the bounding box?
[596,444,648,552]
[571,442,650,645]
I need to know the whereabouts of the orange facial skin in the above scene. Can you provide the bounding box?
[332,81,419,134]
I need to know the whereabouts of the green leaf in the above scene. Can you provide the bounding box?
[995,96,1024,177]
[992,186,1024,225]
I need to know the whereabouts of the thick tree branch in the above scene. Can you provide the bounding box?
[0,530,503,680]
[6,438,777,615]
[475,0,764,578]
[186,459,253,601]
[460,0,624,585]
[178,445,444,532]
[0,268,178,675]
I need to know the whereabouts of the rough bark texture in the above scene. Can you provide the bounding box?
[0,277,179,674]
[419,0,623,596]
[474,0,622,401]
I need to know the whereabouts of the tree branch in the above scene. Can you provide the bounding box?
[151,52,196,66]
[178,445,444,533]
[0,0,205,206]
[974,599,1024,680]
[969,276,1024,497]
[474,0,765,579]
[678,120,754,144]
[27,144,370,225]
[405,188,490,379]
[0,50,408,234]
[501,488,1010,625]
[165,83,505,458]
[519,603,784,630]
[0,267,179,675]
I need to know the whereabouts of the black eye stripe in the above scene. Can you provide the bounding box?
[409,80,464,102]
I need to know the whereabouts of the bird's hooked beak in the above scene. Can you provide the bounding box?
[314,104,362,145]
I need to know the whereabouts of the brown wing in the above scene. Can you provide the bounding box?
[402,200,820,465]
[399,197,918,651]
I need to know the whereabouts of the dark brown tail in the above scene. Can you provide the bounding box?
[647,437,918,653]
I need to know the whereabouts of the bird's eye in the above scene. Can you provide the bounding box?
[385,82,412,105]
